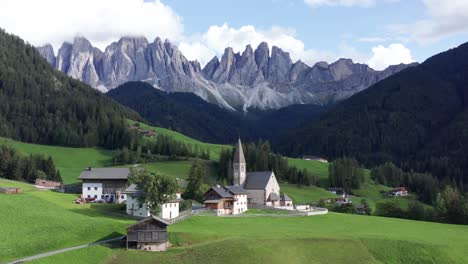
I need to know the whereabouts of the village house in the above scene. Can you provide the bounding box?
[302,156,328,163]
[386,187,409,197]
[126,215,170,251]
[203,138,293,212]
[123,184,181,220]
[78,167,130,203]
[328,187,346,198]
[203,185,248,215]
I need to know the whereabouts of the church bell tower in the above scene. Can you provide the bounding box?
[233,138,246,186]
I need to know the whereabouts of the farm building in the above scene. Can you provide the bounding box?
[126,215,171,251]
[203,185,248,215]
[386,187,409,197]
[0,187,22,194]
[78,167,130,203]
[123,184,181,220]
[35,179,62,189]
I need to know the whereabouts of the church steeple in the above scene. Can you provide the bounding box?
[233,138,246,186]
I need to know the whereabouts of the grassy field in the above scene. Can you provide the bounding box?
[0,137,114,184]
[280,183,338,204]
[132,120,231,161]
[287,158,329,186]
[0,178,132,263]
[30,213,468,264]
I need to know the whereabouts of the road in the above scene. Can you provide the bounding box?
[7,236,123,264]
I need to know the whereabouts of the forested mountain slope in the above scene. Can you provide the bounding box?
[279,41,468,184]
[108,81,327,143]
[0,29,140,147]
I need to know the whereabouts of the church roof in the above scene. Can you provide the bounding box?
[233,138,246,164]
[244,171,274,190]
[268,192,280,201]
[281,193,293,201]
[224,185,248,194]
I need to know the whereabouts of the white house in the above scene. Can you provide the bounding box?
[78,168,130,203]
[203,185,248,215]
[123,184,181,220]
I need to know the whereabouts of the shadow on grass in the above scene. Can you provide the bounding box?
[92,232,127,249]
[68,203,138,221]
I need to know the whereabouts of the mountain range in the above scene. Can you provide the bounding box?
[37,36,415,111]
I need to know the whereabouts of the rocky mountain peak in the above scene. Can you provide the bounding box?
[36,44,56,67]
[37,36,416,111]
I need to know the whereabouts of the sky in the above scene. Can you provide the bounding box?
[1,0,468,70]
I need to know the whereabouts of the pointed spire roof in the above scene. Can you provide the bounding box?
[233,138,246,164]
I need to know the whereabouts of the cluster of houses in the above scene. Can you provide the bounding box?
[384,187,409,197]
[75,138,319,251]
[131,126,157,138]
[78,167,182,220]
[302,155,328,163]
[202,139,294,215]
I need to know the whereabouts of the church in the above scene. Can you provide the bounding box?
[203,139,293,214]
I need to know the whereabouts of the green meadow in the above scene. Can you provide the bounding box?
[0,178,132,263]
[29,213,468,264]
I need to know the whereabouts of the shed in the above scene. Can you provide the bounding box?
[126,215,171,251]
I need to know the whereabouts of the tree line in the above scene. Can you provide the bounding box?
[112,133,211,165]
[0,144,61,183]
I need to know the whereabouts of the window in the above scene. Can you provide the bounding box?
[121,195,124,199]
[94,195,97,198]
[87,187,90,191]
[101,195,104,199]
[87,195,91,198]
[94,187,98,191]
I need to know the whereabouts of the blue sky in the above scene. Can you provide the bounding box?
[2,0,468,70]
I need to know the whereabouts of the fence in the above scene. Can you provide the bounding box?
[168,208,207,224]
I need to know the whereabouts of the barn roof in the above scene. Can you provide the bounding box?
[233,138,246,164]
[127,215,170,230]
[244,171,274,190]
[78,168,130,180]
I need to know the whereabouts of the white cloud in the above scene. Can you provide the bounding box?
[389,0,468,44]
[0,0,184,52]
[304,0,375,8]
[367,43,414,70]
[179,23,340,67]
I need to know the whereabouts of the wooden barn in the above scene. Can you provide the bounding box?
[126,215,171,251]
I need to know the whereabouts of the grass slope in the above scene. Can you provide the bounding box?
[31,213,468,264]
[0,178,132,263]
[133,120,231,161]
[280,183,338,203]
[0,137,114,184]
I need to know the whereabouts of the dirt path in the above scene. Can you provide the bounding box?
[7,236,123,264]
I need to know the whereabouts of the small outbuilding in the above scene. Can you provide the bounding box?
[126,215,171,251]
[35,179,62,189]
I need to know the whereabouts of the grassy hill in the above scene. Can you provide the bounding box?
[29,213,468,264]
[0,178,132,263]
[133,120,231,161]
[0,137,114,184]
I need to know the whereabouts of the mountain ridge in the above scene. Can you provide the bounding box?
[37,36,416,111]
